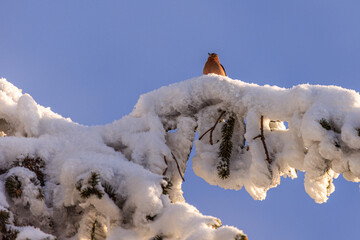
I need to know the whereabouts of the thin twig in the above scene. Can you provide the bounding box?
[199,111,226,145]
[171,152,185,182]
[253,115,271,164]
[162,156,168,176]
[198,128,212,140]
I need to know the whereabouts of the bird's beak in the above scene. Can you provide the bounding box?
[208,53,211,56]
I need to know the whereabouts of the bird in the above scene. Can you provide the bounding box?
[203,53,227,76]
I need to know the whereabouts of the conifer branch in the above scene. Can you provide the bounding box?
[91,220,97,240]
[146,214,157,221]
[319,118,332,131]
[217,116,235,179]
[5,175,22,198]
[199,111,226,145]
[318,118,341,147]
[253,115,271,164]
[102,182,117,202]
[36,188,45,200]
[235,234,248,240]
[0,209,19,239]
[151,235,163,240]
[2,227,19,240]
[78,172,104,199]
[357,128,360,137]
[0,210,10,232]
[13,155,46,186]
[75,179,83,191]
[161,177,173,195]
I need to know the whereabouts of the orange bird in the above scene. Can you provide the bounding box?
[203,53,227,76]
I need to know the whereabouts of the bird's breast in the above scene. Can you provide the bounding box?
[203,59,226,76]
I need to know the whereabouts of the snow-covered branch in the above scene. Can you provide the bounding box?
[0,75,360,239]
[106,74,360,204]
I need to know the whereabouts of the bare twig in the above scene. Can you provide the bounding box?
[199,111,226,145]
[162,156,168,176]
[171,152,185,182]
[253,116,271,164]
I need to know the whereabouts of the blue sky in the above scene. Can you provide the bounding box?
[1,1,360,239]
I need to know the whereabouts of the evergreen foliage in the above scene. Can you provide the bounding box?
[146,214,157,221]
[234,234,248,240]
[334,140,341,148]
[102,182,117,202]
[36,188,45,200]
[357,128,360,137]
[0,210,19,240]
[30,177,40,186]
[161,177,173,195]
[319,118,332,131]
[83,212,107,240]
[13,155,45,186]
[217,116,235,179]
[2,228,19,240]
[5,175,22,198]
[90,220,97,240]
[78,172,104,199]
[209,218,222,229]
[75,179,83,191]
[318,119,342,148]
[0,209,10,232]
[150,235,163,240]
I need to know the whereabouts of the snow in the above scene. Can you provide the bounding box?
[0,75,359,239]
[16,226,55,240]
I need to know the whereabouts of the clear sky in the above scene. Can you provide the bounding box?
[1,1,360,239]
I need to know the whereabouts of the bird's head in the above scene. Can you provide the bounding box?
[208,53,218,58]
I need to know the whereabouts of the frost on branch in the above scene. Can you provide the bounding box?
[0,75,360,239]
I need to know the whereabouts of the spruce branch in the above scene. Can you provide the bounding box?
[234,234,248,240]
[75,179,83,191]
[319,118,341,134]
[146,214,157,221]
[86,215,107,240]
[13,155,45,186]
[318,118,342,147]
[217,116,235,179]
[80,186,104,199]
[161,177,173,195]
[79,172,104,199]
[208,218,222,229]
[91,219,98,240]
[2,227,19,240]
[199,111,226,145]
[150,235,163,240]
[36,188,45,200]
[0,209,10,232]
[88,172,101,188]
[253,115,272,164]
[0,210,19,240]
[357,128,360,137]
[319,118,331,131]
[5,175,22,198]
[102,182,117,202]
[30,177,40,186]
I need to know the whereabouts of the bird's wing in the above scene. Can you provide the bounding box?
[220,64,227,76]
